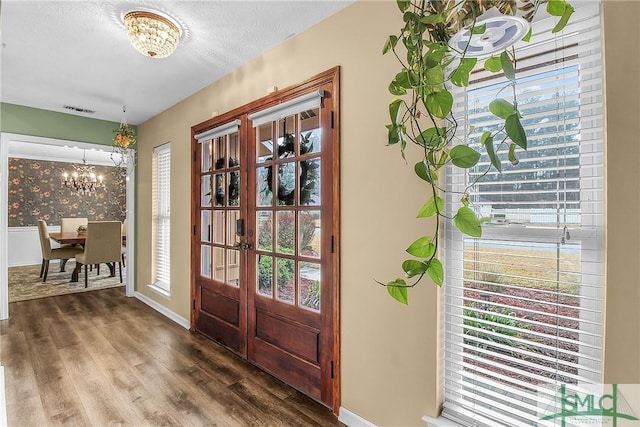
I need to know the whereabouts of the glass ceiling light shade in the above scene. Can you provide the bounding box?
[123,10,182,58]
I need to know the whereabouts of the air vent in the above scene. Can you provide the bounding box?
[300,110,316,120]
[63,105,95,114]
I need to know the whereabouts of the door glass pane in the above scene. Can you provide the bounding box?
[276,211,295,254]
[201,211,211,243]
[227,249,240,287]
[213,247,225,282]
[214,174,225,207]
[257,211,272,251]
[227,210,240,248]
[213,136,226,170]
[201,175,212,207]
[300,109,320,154]
[299,211,320,258]
[257,123,273,163]
[276,162,296,206]
[202,139,212,172]
[201,245,211,278]
[300,159,320,206]
[276,257,295,305]
[229,132,240,166]
[257,255,273,297]
[213,211,225,245]
[228,171,240,206]
[299,262,321,312]
[257,166,273,207]
[276,116,296,159]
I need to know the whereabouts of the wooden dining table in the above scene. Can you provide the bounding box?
[49,232,125,282]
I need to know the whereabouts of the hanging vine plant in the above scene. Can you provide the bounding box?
[380,0,574,304]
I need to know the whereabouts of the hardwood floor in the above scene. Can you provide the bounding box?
[0,287,342,426]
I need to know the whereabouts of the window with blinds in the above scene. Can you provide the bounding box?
[442,4,604,427]
[153,143,171,294]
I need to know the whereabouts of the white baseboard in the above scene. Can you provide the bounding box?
[339,407,377,427]
[134,291,190,330]
[0,366,7,427]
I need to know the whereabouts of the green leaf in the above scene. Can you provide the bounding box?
[395,70,412,89]
[414,161,432,183]
[389,99,403,124]
[450,58,477,87]
[489,98,515,119]
[501,51,516,82]
[396,0,410,12]
[420,12,445,24]
[417,195,444,218]
[388,79,407,96]
[484,134,502,173]
[522,28,532,42]
[425,45,446,68]
[402,260,428,278]
[416,127,445,147]
[386,124,400,146]
[383,35,399,54]
[424,65,445,87]
[426,90,453,119]
[450,145,481,168]
[553,3,574,33]
[454,206,482,238]
[506,114,527,149]
[406,236,435,258]
[387,280,408,305]
[546,0,567,16]
[508,143,520,165]
[484,56,502,72]
[426,258,443,286]
[471,24,486,35]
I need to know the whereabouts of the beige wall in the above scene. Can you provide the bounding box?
[135,1,639,425]
[603,0,640,383]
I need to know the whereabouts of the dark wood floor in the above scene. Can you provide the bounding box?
[0,287,342,426]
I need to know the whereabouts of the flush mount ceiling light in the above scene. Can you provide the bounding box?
[123,10,182,58]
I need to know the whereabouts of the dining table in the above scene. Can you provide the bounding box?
[49,232,126,282]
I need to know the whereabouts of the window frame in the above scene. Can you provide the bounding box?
[151,142,171,297]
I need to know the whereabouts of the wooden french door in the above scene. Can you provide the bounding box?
[192,68,340,411]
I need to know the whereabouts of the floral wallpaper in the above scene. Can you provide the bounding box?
[8,158,126,227]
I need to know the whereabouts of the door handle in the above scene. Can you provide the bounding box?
[233,241,253,250]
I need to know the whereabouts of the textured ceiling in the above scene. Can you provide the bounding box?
[0,0,352,125]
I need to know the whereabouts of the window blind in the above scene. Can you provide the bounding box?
[248,90,324,127]
[154,143,171,291]
[194,119,241,144]
[442,4,604,426]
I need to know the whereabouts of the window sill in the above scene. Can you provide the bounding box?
[422,416,464,427]
[148,283,171,300]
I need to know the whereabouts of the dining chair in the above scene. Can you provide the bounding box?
[121,218,127,267]
[60,217,88,233]
[75,221,123,288]
[37,220,84,282]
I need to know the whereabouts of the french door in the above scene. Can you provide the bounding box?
[191,69,340,411]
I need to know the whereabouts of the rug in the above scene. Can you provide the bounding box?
[8,260,126,302]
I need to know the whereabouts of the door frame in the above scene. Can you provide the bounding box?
[190,67,341,414]
[0,132,136,319]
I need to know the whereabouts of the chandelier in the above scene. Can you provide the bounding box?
[123,10,182,58]
[62,151,106,196]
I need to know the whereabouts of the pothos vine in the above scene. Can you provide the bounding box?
[380,0,574,304]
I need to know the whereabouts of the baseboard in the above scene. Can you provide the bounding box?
[339,407,377,427]
[0,366,7,427]
[134,291,190,330]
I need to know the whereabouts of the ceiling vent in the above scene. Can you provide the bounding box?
[63,105,95,114]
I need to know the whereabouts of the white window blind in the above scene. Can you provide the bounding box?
[247,90,324,127]
[194,119,241,144]
[153,143,171,292]
[442,4,604,427]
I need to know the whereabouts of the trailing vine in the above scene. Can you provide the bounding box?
[381,0,574,304]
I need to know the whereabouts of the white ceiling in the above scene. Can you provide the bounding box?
[0,0,352,125]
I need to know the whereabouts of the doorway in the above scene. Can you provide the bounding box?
[191,68,340,412]
[0,133,136,319]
